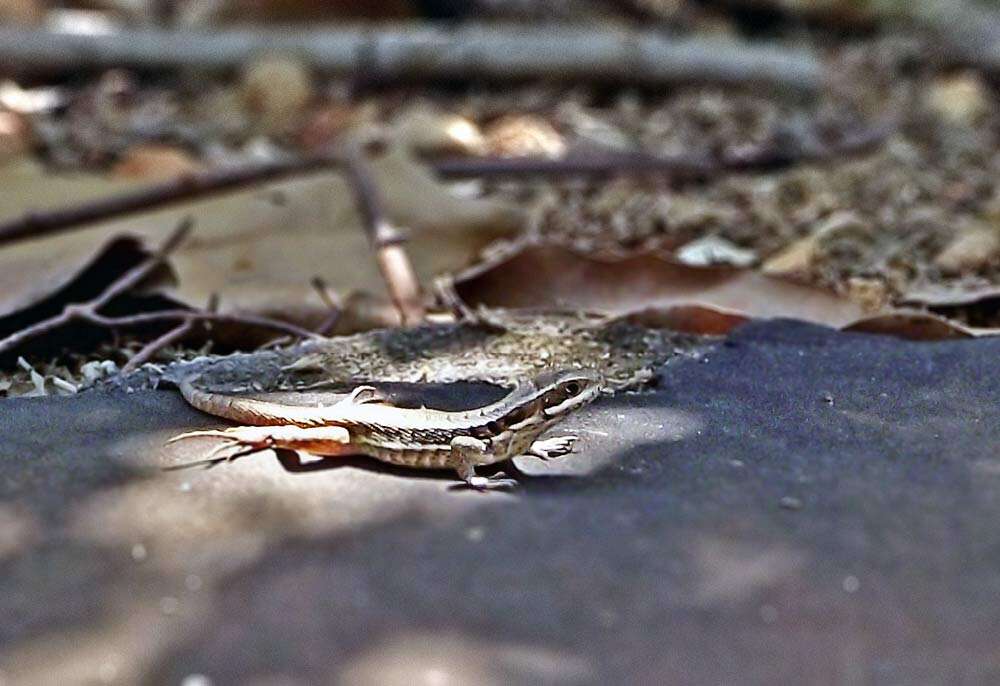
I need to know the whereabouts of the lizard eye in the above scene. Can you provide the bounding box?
[564,381,581,396]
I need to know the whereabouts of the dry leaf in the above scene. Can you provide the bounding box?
[484,114,566,158]
[112,144,203,181]
[933,221,1000,273]
[368,141,524,237]
[298,101,378,151]
[452,242,866,328]
[612,305,750,336]
[240,54,314,135]
[0,110,31,164]
[924,72,990,127]
[845,310,1000,340]
[761,211,870,278]
[391,105,486,156]
[901,283,1000,308]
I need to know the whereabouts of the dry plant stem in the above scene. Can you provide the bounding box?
[433,123,893,180]
[0,154,340,246]
[0,25,822,90]
[341,146,425,325]
[310,276,343,335]
[0,124,890,248]
[120,293,220,374]
[120,318,196,374]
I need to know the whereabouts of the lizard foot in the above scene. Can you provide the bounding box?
[464,471,519,491]
[528,435,578,460]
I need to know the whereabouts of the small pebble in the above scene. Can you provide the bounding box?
[779,496,803,511]
[159,596,180,615]
[842,575,860,593]
[130,543,147,561]
[759,605,778,624]
[180,675,213,686]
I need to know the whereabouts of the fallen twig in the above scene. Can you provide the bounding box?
[433,121,893,179]
[0,25,822,90]
[0,124,890,247]
[310,276,343,336]
[341,144,425,326]
[120,294,220,374]
[0,154,339,245]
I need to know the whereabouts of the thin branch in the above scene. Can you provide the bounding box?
[0,25,822,90]
[0,123,890,247]
[120,293,219,374]
[433,121,893,180]
[120,318,195,374]
[310,276,343,336]
[0,154,340,246]
[341,144,425,325]
[91,309,319,339]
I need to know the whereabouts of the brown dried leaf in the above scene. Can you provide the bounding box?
[111,144,203,181]
[240,54,314,136]
[845,311,1000,340]
[933,221,1000,274]
[452,243,866,329]
[483,114,566,158]
[0,110,31,164]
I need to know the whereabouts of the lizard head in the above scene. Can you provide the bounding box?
[536,368,603,419]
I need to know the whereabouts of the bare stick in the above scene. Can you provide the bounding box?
[0,122,890,248]
[0,154,339,246]
[341,144,425,325]
[0,25,822,90]
[433,121,892,179]
[120,318,195,374]
[120,293,220,374]
[310,276,342,336]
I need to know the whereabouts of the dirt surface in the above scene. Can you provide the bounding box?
[2,319,1000,685]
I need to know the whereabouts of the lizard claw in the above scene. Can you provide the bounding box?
[166,428,234,444]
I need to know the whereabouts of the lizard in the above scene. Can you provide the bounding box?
[168,368,603,489]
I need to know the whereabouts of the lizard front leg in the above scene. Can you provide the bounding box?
[448,435,517,490]
[527,435,578,460]
[168,424,353,462]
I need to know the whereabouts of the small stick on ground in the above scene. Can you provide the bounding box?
[120,294,220,374]
[0,123,891,247]
[310,276,343,336]
[341,142,425,326]
[0,154,341,247]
